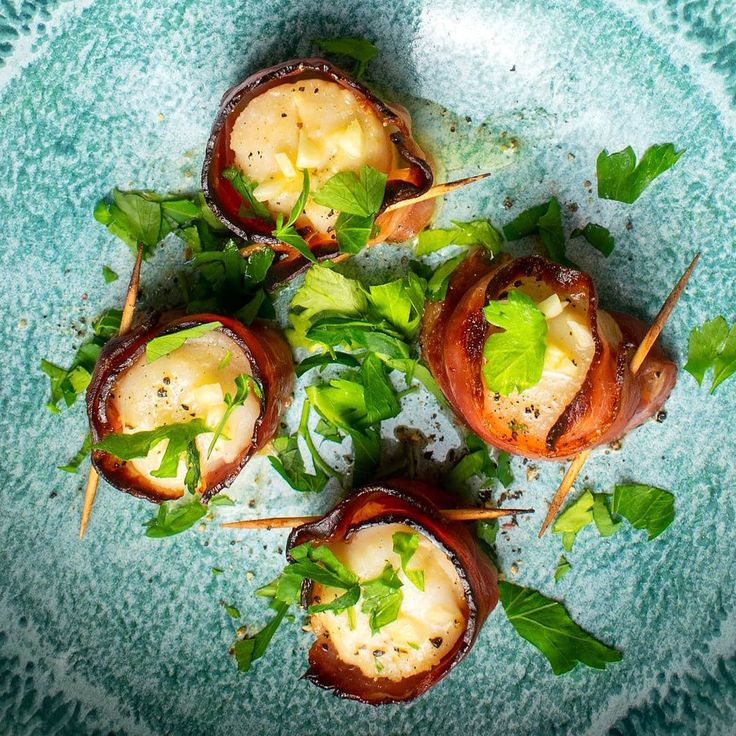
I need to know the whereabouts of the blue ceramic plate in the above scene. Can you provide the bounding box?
[1,1,735,734]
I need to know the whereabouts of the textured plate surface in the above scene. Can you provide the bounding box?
[1,1,735,734]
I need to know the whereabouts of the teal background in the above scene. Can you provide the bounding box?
[1,0,735,734]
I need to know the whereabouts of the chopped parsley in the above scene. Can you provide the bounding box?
[570,223,615,257]
[271,169,316,262]
[58,433,92,473]
[95,419,212,479]
[503,198,575,267]
[102,265,119,283]
[40,308,122,414]
[145,322,222,363]
[312,165,387,253]
[392,531,424,591]
[499,581,622,675]
[207,374,262,458]
[684,316,736,393]
[446,433,513,492]
[482,290,548,395]
[554,555,571,583]
[313,37,379,79]
[142,494,232,538]
[221,167,272,221]
[596,143,684,204]
[415,218,502,256]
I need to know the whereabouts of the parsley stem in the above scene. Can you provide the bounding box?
[299,400,341,480]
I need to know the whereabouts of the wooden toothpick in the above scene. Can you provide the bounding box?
[221,506,533,530]
[537,252,700,537]
[382,172,491,214]
[79,243,144,540]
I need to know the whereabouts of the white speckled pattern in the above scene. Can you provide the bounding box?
[0,0,734,734]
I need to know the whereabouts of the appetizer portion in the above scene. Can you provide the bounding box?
[286,479,498,704]
[87,314,293,502]
[202,58,434,280]
[421,251,676,459]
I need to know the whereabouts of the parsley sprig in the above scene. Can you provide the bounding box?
[232,532,423,673]
[271,169,316,262]
[207,374,262,458]
[684,316,736,393]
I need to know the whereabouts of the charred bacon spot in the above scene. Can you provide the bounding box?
[420,252,676,460]
[86,313,294,503]
[201,58,434,285]
[287,479,498,705]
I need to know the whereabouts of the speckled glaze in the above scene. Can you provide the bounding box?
[0,1,735,734]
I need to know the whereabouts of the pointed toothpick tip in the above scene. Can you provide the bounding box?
[383,172,492,213]
[538,252,700,538]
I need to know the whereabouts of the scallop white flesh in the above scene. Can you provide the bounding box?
[109,330,261,492]
[229,79,394,233]
[310,523,466,682]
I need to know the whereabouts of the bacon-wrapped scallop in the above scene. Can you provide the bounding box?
[202,58,435,282]
[286,479,498,704]
[87,313,294,502]
[421,251,676,459]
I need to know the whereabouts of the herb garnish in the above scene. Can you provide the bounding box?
[312,165,387,254]
[95,419,212,479]
[570,223,615,257]
[554,555,571,582]
[446,433,513,492]
[268,400,339,493]
[596,143,684,204]
[313,37,379,79]
[552,484,674,549]
[482,290,548,395]
[499,581,622,675]
[416,218,502,256]
[206,374,262,458]
[40,308,122,413]
[58,433,92,474]
[142,493,233,538]
[392,531,424,591]
[221,167,272,221]
[145,322,222,363]
[102,265,119,283]
[503,197,574,267]
[684,316,736,393]
[361,563,404,634]
[271,169,316,262]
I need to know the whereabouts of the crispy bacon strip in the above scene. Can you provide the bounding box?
[201,58,435,284]
[421,252,676,459]
[86,313,294,503]
[286,479,498,704]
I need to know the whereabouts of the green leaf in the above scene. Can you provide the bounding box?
[360,353,401,425]
[712,323,736,392]
[348,427,381,485]
[361,563,403,634]
[111,189,162,248]
[183,439,202,495]
[268,434,330,493]
[295,352,360,377]
[315,418,342,443]
[334,212,375,254]
[499,581,622,675]
[243,247,276,285]
[95,419,211,479]
[286,168,310,229]
[222,167,272,220]
[207,374,259,458]
[314,36,378,77]
[596,143,684,204]
[496,451,514,487]
[416,218,502,256]
[233,601,289,673]
[307,584,361,614]
[482,290,548,395]
[58,434,92,473]
[368,272,426,339]
[502,198,573,267]
[143,496,208,538]
[102,265,119,283]
[312,165,387,217]
[570,223,615,257]
[272,226,317,263]
[392,531,424,591]
[161,198,201,224]
[145,322,222,363]
[591,493,621,537]
[684,316,729,386]
[427,254,465,301]
[551,490,595,551]
[612,483,675,540]
[223,603,241,619]
[503,202,552,241]
[554,555,571,583]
